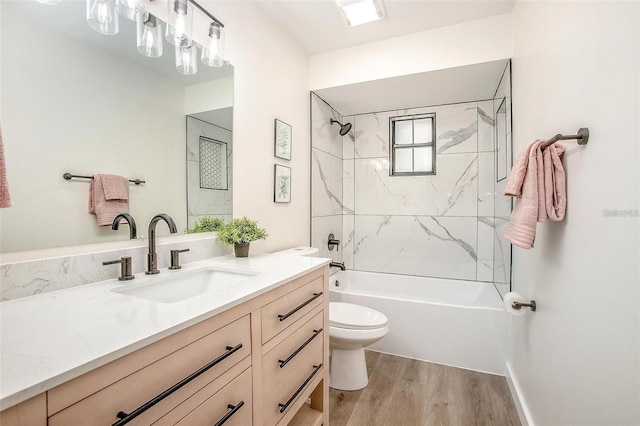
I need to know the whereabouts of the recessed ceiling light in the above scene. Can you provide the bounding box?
[335,0,386,27]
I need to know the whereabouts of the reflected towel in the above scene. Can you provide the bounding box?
[100,174,129,200]
[0,127,11,208]
[543,144,566,221]
[89,174,129,226]
[503,140,546,249]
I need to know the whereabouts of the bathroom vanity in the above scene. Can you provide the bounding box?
[0,254,330,426]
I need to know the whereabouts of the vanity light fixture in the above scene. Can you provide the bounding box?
[87,0,119,35]
[335,0,385,27]
[117,0,149,21]
[165,0,193,46]
[175,39,198,75]
[136,13,163,58]
[201,20,225,67]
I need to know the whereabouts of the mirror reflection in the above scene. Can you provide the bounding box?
[0,1,233,253]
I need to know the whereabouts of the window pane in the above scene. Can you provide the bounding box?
[395,148,413,173]
[413,147,433,172]
[394,120,413,145]
[413,118,433,144]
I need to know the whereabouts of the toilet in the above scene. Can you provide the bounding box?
[273,247,390,391]
[329,302,389,390]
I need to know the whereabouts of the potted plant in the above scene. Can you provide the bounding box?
[217,216,268,257]
[185,217,225,234]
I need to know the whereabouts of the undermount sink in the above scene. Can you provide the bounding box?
[112,266,258,303]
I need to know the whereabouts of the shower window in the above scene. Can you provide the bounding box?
[389,113,436,176]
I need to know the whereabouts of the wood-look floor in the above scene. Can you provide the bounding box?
[329,351,521,426]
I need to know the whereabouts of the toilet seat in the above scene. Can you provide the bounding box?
[329,302,388,330]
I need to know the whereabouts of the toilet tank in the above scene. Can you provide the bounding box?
[273,246,319,257]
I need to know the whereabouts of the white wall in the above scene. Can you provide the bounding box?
[310,13,512,90]
[0,5,186,252]
[509,1,640,424]
[204,1,311,253]
[185,76,234,115]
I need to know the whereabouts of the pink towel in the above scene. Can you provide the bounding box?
[89,174,129,226]
[100,174,129,200]
[503,140,546,249]
[0,127,11,208]
[543,144,566,221]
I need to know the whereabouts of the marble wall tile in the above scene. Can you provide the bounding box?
[478,100,495,153]
[342,214,355,270]
[495,173,513,219]
[353,111,397,159]
[403,102,478,155]
[311,148,344,217]
[311,93,343,158]
[342,115,356,160]
[354,153,478,217]
[343,159,355,214]
[493,217,511,286]
[477,152,495,217]
[477,217,495,282]
[0,236,229,301]
[353,215,477,280]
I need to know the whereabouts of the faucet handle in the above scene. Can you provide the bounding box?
[328,233,341,251]
[103,257,134,281]
[169,249,190,270]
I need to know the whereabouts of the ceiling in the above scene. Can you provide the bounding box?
[256,0,515,54]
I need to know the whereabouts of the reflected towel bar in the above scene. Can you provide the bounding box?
[541,127,589,150]
[63,173,145,185]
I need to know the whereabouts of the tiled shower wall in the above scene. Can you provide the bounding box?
[311,83,511,285]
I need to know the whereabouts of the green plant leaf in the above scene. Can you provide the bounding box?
[217,216,268,246]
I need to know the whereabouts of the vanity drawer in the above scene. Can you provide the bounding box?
[173,366,252,426]
[48,315,251,426]
[262,311,324,426]
[261,276,324,344]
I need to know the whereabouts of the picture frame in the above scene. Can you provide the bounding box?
[274,119,292,160]
[274,164,291,203]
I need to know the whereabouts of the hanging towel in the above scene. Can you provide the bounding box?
[0,127,11,208]
[89,174,129,226]
[100,174,129,200]
[503,140,546,249]
[543,144,566,221]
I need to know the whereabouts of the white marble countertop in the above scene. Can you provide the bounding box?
[0,253,330,411]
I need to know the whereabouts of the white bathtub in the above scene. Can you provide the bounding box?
[329,270,507,375]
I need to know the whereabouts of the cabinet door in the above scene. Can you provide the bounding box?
[49,315,251,425]
[261,277,324,344]
[175,367,252,426]
[0,394,46,426]
[262,311,324,426]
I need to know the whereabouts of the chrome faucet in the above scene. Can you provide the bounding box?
[111,213,137,239]
[329,261,346,271]
[146,213,177,275]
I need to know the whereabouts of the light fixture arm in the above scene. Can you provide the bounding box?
[188,0,224,27]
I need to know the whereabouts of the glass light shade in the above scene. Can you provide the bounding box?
[36,0,62,5]
[87,0,119,35]
[117,0,149,21]
[201,22,225,67]
[165,0,193,46]
[175,41,197,75]
[136,13,163,58]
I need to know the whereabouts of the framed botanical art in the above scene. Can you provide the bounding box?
[274,119,292,160]
[274,164,291,203]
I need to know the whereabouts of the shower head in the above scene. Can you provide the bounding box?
[330,119,353,136]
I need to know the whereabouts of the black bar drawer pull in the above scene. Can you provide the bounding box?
[112,343,243,426]
[278,292,323,322]
[214,401,245,426]
[278,364,323,414]
[278,329,323,368]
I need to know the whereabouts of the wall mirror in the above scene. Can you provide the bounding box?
[0,1,233,253]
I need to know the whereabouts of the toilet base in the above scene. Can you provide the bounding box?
[330,348,368,391]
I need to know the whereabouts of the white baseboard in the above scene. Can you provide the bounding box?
[506,361,534,426]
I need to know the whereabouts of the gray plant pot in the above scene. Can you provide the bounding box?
[234,243,250,258]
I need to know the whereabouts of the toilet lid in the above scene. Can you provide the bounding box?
[329,302,388,330]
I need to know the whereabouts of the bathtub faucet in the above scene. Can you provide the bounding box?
[329,261,346,271]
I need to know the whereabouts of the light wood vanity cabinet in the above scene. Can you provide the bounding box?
[0,265,329,426]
